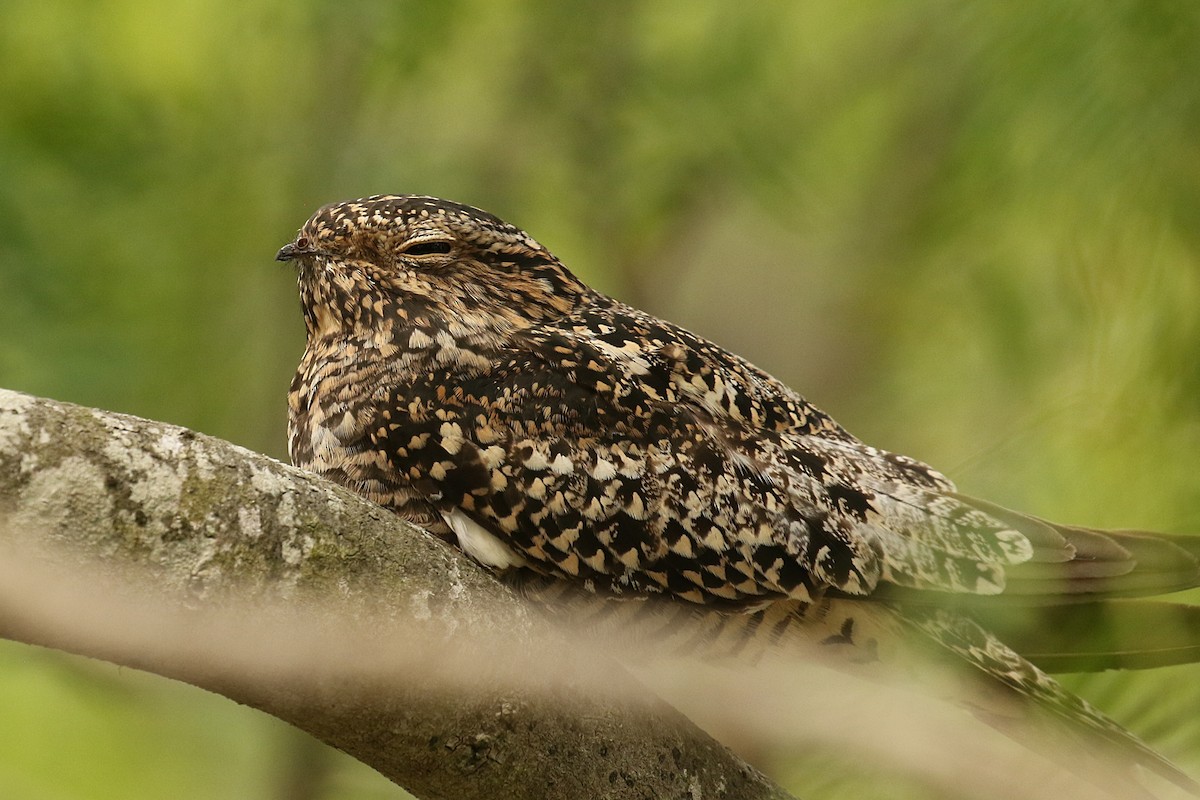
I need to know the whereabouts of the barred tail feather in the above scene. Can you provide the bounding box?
[902,605,1200,796]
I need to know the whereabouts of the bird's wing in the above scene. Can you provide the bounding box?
[366,339,853,604]
[576,300,1200,605]
[363,297,1168,605]
[802,435,1200,602]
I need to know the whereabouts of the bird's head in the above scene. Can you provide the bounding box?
[277,195,589,343]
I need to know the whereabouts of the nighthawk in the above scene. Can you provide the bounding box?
[279,195,1200,793]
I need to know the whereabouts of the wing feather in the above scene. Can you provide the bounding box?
[363,297,1200,610]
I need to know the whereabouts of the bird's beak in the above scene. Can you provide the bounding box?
[276,242,301,262]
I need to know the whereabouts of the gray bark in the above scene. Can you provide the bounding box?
[0,388,793,800]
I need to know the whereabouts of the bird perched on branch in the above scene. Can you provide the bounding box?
[279,194,1200,794]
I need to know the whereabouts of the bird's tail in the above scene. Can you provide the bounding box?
[516,575,1199,797]
[899,603,1199,797]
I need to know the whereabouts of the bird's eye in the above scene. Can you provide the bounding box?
[295,236,311,249]
[401,240,453,257]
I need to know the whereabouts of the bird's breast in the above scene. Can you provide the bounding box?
[288,338,390,469]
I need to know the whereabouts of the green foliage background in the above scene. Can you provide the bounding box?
[1,2,1198,798]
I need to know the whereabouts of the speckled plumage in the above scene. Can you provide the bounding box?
[280,195,1200,791]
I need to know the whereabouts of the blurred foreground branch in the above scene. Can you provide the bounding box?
[0,389,791,800]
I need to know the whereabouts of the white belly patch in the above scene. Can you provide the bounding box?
[443,509,527,569]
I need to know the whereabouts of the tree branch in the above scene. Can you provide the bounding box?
[0,388,794,800]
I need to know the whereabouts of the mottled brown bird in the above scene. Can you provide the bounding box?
[280,195,1200,792]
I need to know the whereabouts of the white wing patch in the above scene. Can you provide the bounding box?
[443,509,528,569]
